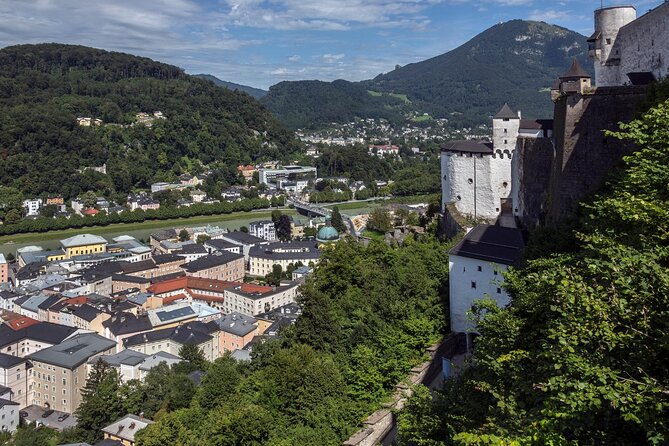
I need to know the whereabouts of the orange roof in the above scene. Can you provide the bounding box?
[82,208,99,215]
[237,165,255,171]
[189,292,225,303]
[8,316,38,331]
[239,283,274,294]
[162,293,188,305]
[64,296,89,305]
[149,276,238,295]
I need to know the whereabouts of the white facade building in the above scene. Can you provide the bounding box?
[249,220,277,241]
[22,199,43,217]
[589,4,669,87]
[449,225,524,334]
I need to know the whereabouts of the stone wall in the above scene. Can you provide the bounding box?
[515,137,553,228]
[546,86,647,224]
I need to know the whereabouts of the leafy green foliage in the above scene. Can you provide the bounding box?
[397,98,669,445]
[367,207,393,233]
[135,238,450,445]
[330,206,347,233]
[0,43,298,198]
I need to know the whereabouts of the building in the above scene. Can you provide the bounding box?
[248,241,321,277]
[588,3,669,87]
[203,239,241,255]
[27,333,116,413]
[88,349,181,383]
[448,225,524,337]
[369,144,400,157]
[181,252,245,282]
[0,254,7,285]
[60,234,108,259]
[0,322,78,359]
[0,389,19,434]
[22,198,43,216]
[440,103,553,221]
[223,281,301,316]
[102,414,154,446]
[124,322,219,361]
[0,353,29,408]
[237,165,256,182]
[220,231,268,261]
[127,194,160,211]
[248,220,277,241]
[147,302,198,329]
[215,312,259,352]
[258,166,317,187]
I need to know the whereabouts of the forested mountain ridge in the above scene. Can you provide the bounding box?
[0,43,298,199]
[194,74,268,99]
[262,20,590,129]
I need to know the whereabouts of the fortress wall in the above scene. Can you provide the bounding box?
[546,86,647,224]
[515,137,553,228]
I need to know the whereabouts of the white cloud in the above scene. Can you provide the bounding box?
[322,53,345,62]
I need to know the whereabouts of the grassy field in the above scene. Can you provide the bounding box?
[361,230,386,241]
[367,90,411,104]
[411,114,432,122]
[0,210,297,245]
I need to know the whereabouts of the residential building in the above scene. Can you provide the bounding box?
[27,333,116,413]
[0,254,8,284]
[258,165,317,186]
[215,312,259,352]
[220,231,268,261]
[181,252,245,282]
[249,220,277,241]
[203,239,241,255]
[248,241,321,277]
[102,313,153,353]
[124,322,219,361]
[237,165,256,182]
[176,243,208,263]
[448,225,525,337]
[223,281,301,316]
[127,194,160,211]
[0,390,19,434]
[101,414,154,446]
[60,234,108,259]
[0,353,29,407]
[88,349,180,383]
[22,198,43,217]
[147,302,198,330]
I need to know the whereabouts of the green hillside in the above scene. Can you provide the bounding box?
[194,73,267,99]
[0,44,298,199]
[262,20,591,129]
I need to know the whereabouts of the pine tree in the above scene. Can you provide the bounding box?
[330,206,347,233]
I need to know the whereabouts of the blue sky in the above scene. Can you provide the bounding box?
[0,0,662,89]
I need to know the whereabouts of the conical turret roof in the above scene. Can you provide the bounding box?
[561,58,591,79]
[494,103,519,120]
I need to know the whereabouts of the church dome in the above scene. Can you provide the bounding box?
[316,225,339,242]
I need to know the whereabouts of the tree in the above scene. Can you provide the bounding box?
[75,359,124,443]
[271,209,282,223]
[275,214,292,241]
[178,344,208,371]
[265,264,284,286]
[195,357,240,410]
[5,208,21,224]
[330,206,347,233]
[11,425,57,446]
[178,229,190,242]
[196,234,211,244]
[367,207,393,233]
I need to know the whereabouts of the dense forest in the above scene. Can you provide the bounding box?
[397,94,669,443]
[262,20,590,129]
[0,44,299,199]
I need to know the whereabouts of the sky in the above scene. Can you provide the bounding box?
[0,0,663,90]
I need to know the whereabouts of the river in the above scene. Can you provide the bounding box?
[0,203,378,257]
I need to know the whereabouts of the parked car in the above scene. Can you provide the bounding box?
[57,413,69,422]
[42,409,54,418]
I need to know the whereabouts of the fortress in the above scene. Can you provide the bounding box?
[441,2,668,228]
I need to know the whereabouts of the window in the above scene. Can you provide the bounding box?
[493,271,498,276]
[471,281,476,289]
[477,266,482,272]
[606,38,611,45]
[504,139,508,144]
[467,178,473,184]
[497,288,502,294]
[504,128,507,133]
[503,182,508,188]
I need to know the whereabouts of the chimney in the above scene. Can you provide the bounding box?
[518,110,521,119]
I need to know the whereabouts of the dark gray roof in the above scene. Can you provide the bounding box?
[561,58,591,79]
[248,241,321,261]
[221,231,266,245]
[181,252,243,272]
[441,140,493,154]
[154,305,195,323]
[0,322,77,349]
[89,349,148,367]
[112,274,151,284]
[0,397,19,408]
[123,322,212,348]
[178,244,207,254]
[0,290,19,300]
[449,224,525,265]
[37,294,63,310]
[0,352,27,368]
[519,119,554,130]
[150,272,186,283]
[151,229,177,241]
[102,313,152,336]
[119,260,156,274]
[215,312,257,336]
[153,253,183,265]
[493,103,519,120]
[28,333,116,369]
[204,239,238,250]
[72,304,101,322]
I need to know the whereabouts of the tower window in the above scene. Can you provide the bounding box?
[502,182,508,188]
[504,140,508,144]
[471,281,477,289]
[503,118,509,122]
[504,128,507,133]
[456,195,461,201]
[496,288,502,294]
[606,38,611,45]
[468,178,473,184]
[477,266,482,272]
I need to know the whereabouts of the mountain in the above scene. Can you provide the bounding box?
[262,20,591,129]
[194,74,267,99]
[0,44,297,199]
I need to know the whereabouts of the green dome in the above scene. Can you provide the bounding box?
[317,225,339,241]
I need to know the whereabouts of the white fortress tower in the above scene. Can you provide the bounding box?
[589,3,669,87]
[441,104,520,221]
